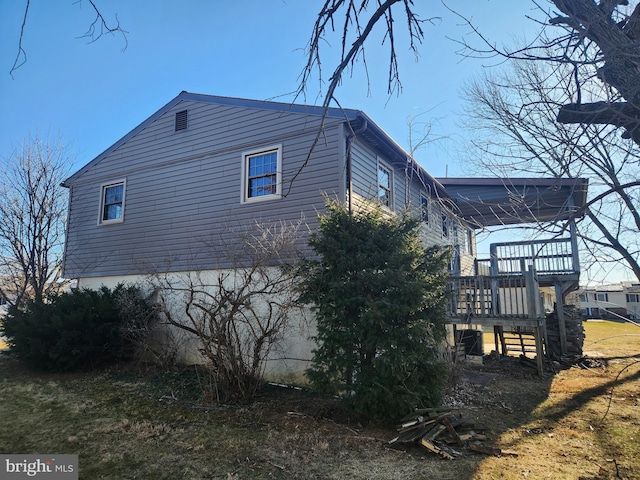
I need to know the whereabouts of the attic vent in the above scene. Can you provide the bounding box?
[175,110,188,131]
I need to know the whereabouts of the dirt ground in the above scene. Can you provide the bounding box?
[0,320,639,479]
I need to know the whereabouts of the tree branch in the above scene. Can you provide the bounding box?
[9,0,30,78]
[9,0,127,77]
[77,0,128,51]
[556,101,640,142]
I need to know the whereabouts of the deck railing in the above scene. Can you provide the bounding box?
[448,237,576,321]
[447,274,531,319]
[488,238,579,276]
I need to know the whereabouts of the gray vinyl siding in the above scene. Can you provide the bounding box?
[350,140,378,203]
[348,138,477,262]
[63,101,345,277]
[350,139,407,211]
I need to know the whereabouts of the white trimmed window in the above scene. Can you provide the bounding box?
[99,180,126,224]
[378,161,393,208]
[241,145,282,203]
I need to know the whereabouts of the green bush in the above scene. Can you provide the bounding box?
[299,200,450,420]
[2,284,156,371]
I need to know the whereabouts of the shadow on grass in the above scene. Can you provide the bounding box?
[545,362,640,424]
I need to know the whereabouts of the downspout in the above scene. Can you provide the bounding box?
[346,117,368,213]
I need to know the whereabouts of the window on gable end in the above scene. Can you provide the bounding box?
[175,110,188,131]
[242,145,282,203]
[99,180,126,224]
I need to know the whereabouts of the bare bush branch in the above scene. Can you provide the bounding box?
[151,220,306,401]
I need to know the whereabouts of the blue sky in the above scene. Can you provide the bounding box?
[0,1,542,175]
[8,1,622,280]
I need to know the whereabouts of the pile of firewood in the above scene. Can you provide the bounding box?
[389,408,515,460]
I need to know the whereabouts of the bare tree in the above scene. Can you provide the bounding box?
[549,0,640,142]
[462,58,640,281]
[152,220,306,401]
[0,137,71,306]
[454,1,640,146]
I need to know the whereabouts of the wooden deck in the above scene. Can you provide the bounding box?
[446,237,581,374]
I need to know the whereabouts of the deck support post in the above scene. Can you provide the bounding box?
[525,267,545,375]
[554,283,568,356]
[533,324,544,376]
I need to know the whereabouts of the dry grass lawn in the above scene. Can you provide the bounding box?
[0,320,638,479]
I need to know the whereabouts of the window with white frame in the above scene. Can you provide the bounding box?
[99,181,125,224]
[420,194,429,224]
[627,294,640,303]
[441,215,449,238]
[378,162,392,208]
[242,145,282,203]
[594,293,608,302]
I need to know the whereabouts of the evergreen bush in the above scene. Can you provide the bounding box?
[299,200,450,419]
[2,284,156,371]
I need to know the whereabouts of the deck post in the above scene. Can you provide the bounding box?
[533,324,544,376]
[569,202,581,275]
[525,267,545,375]
[479,276,486,317]
[554,283,568,355]
[489,244,499,315]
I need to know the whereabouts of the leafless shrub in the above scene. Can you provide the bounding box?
[152,219,305,402]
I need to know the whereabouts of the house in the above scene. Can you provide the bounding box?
[570,283,640,320]
[62,92,588,376]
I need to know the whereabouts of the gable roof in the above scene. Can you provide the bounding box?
[61,91,447,197]
[62,92,362,186]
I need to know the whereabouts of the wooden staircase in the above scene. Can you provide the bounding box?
[495,327,539,357]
